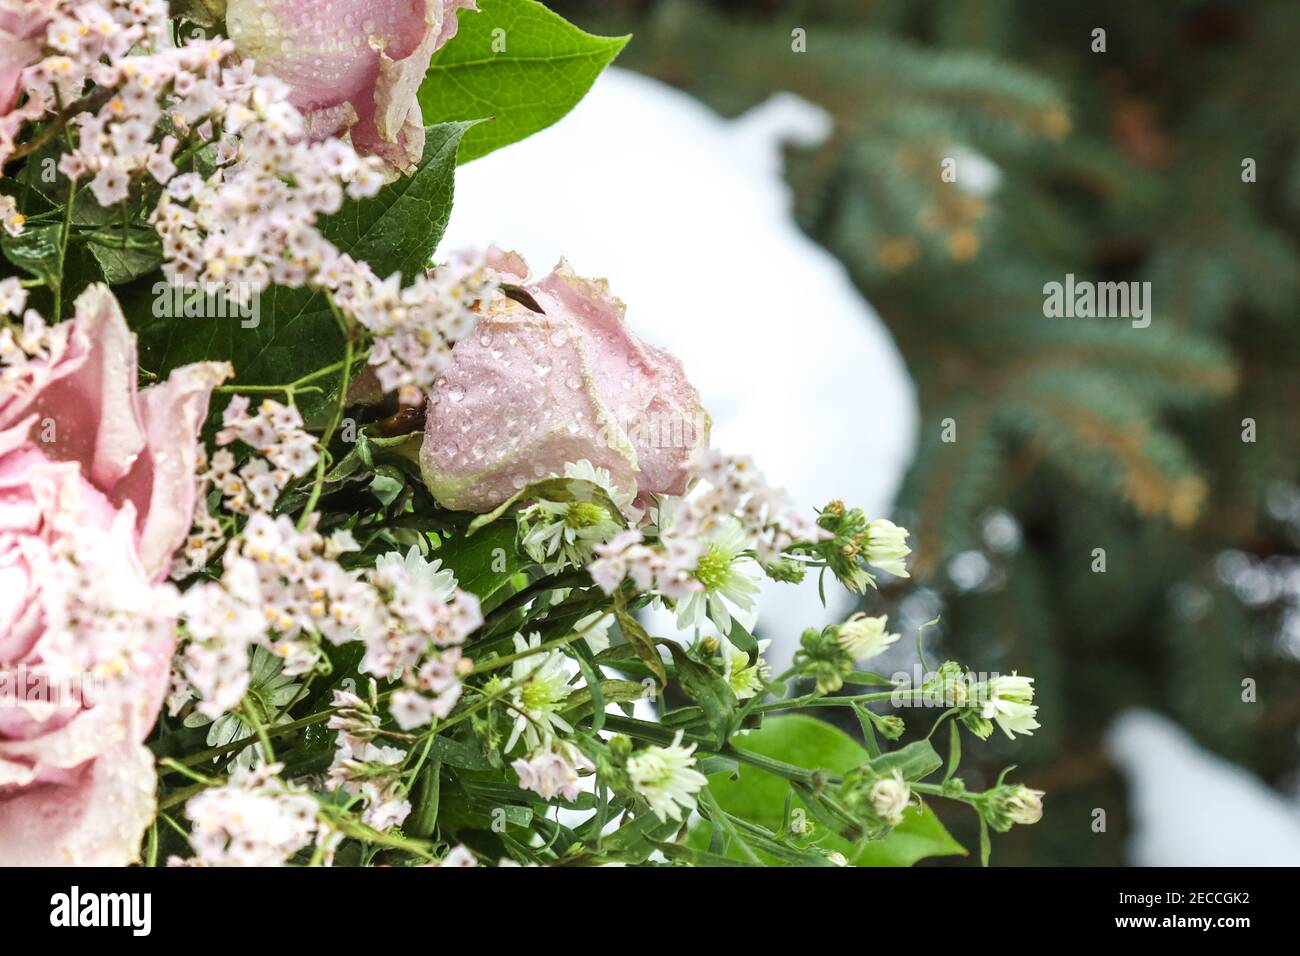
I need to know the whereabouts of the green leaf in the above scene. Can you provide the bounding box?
[660,641,736,748]
[723,617,759,655]
[406,757,442,839]
[133,122,471,396]
[419,0,629,165]
[866,739,944,781]
[654,841,750,867]
[1,223,62,289]
[318,121,473,280]
[433,520,526,605]
[695,715,966,866]
[944,719,961,783]
[87,234,163,285]
[559,678,645,725]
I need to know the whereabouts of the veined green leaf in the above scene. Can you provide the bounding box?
[419,0,629,165]
[433,520,526,605]
[694,714,966,866]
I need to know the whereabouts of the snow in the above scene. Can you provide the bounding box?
[440,68,918,665]
[1106,709,1300,865]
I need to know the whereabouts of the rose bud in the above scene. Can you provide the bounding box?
[420,254,710,513]
[226,0,477,173]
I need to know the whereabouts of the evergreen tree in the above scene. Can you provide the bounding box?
[555,0,1300,863]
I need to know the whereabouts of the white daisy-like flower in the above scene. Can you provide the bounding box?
[373,545,457,601]
[674,518,760,633]
[505,632,576,752]
[563,459,634,513]
[518,462,628,571]
[720,636,771,701]
[626,730,707,823]
[980,672,1040,739]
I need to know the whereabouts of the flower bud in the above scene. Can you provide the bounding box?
[226,0,477,173]
[607,735,633,762]
[982,784,1045,832]
[834,612,900,662]
[863,518,911,577]
[421,257,709,513]
[868,770,912,827]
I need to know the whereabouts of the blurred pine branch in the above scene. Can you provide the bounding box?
[552,0,1300,864]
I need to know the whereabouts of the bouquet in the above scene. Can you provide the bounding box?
[0,0,1043,867]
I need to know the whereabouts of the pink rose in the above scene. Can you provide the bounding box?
[420,254,710,512]
[0,285,226,865]
[226,0,477,173]
[0,0,53,163]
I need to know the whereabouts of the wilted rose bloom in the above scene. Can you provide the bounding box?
[0,0,54,163]
[420,254,710,513]
[226,0,477,173]
[0,285,226,865]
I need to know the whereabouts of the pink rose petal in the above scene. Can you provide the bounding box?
[421,256,709,511]
[0,743,157,866]
[227,0,477,172]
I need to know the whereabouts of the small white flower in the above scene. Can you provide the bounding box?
[980,672,1040,739]
[505,633,576,752]
[0,194,24,237]
[438,845,478,867]
[674,518,759,633]
[0,277,27,316]
[864,519,911,578]
[835,613,900,662]
[1003,785,1045,826]
[626,730,707,823]
[868,769,911,827]
[90,161,130,206]
[512,741,593,802]
[179,765,321,867]
[720,636,770,700]
[518,461,627,571]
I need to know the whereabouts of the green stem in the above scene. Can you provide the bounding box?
[213,353,368,397]
[157,812,193,848]
[753,689,900,714]
[912,780,980,806]
[721,745,818,786]
[158,781,212,811]
[53,166,76,321]
[471,611,608,675]
[297,325,356,530]
[241,698,277,763]
[144,820,158,868]
[477,570,590,637]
